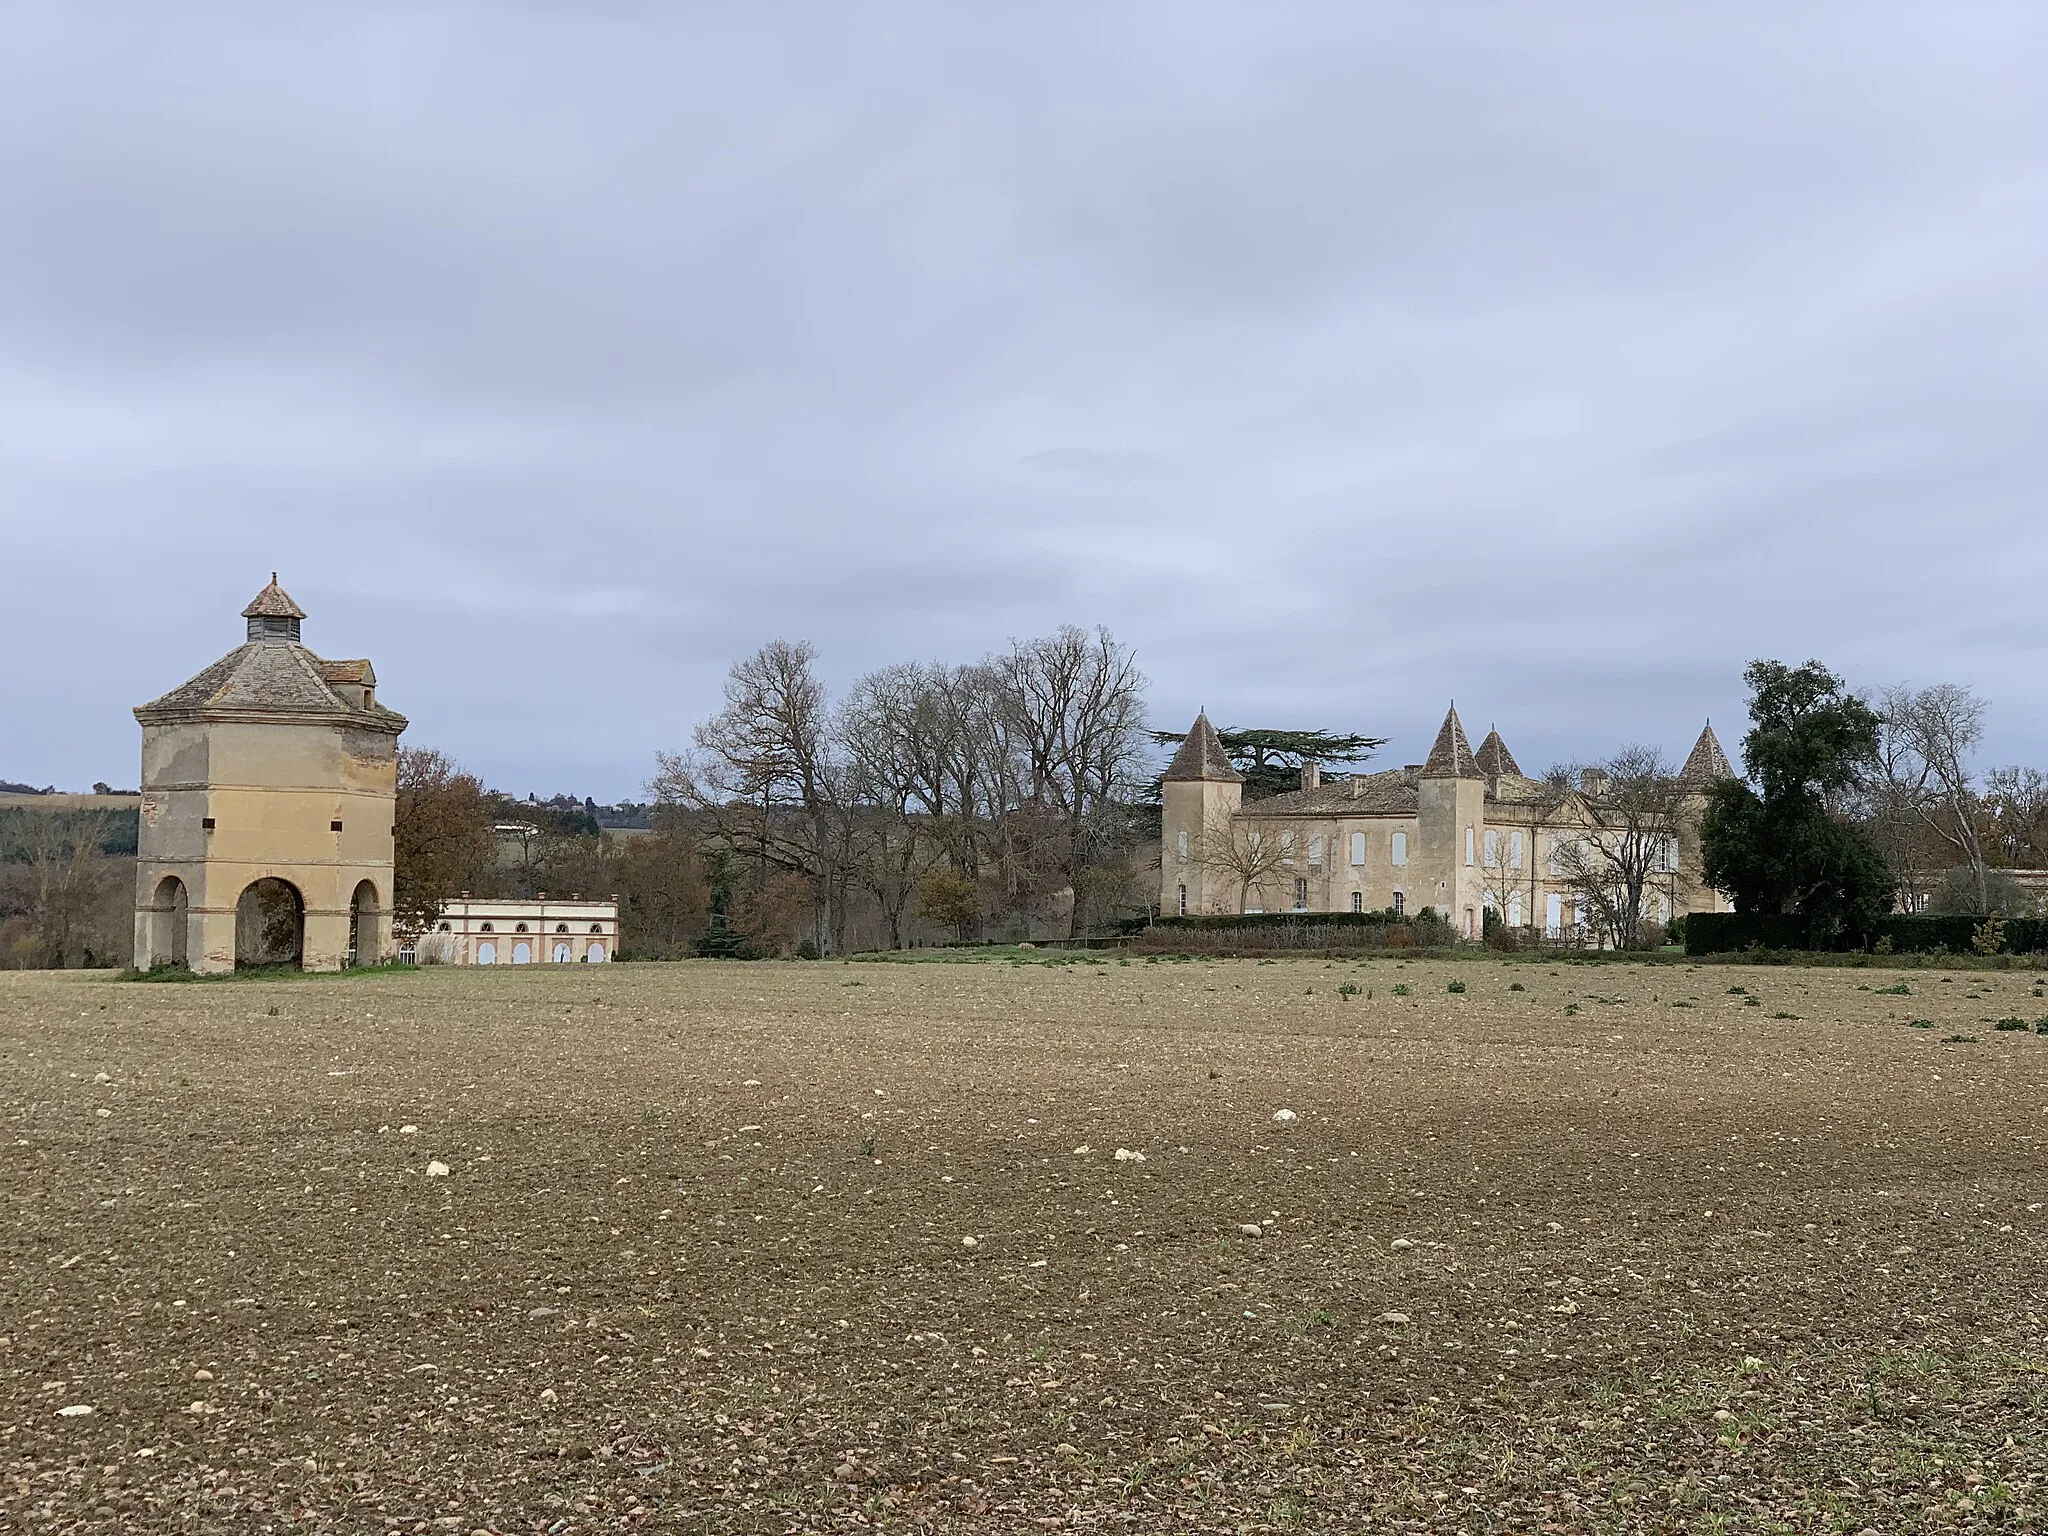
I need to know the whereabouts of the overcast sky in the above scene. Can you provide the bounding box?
[4,4,2045,799]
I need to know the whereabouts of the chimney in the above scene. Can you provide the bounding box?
[1581,768,1610,797]
[1300,761,1320,792]
[1349,776,1364,800]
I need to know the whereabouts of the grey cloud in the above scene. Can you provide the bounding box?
[2,3,2045,798]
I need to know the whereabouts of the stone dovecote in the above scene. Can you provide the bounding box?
[133,578,406,973]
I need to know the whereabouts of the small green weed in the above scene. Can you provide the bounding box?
[1391,984,1411,997]
[1508,981,1525,992]
[1875,983,1911,996]
[1995,1017,2028,1031]
[1447,979,1466,994]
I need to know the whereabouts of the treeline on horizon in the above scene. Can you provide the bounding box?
[6,639,2047,966]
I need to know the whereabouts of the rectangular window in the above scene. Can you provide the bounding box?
[1393,890,1406,916]
[1280,832,1295,864]
[1178,883,1187,917]
[1350,890,1362,913]
[1511,830,1525,869]
[1293,877,1308,910]
[1307,834,1324,866]
[1177,828,1189,861]
[1545,892,1563,936]
[1464,826,1475,866]
[1349,831,1366,866]
[1484,829,1499,867]
[1390,831,1408,866]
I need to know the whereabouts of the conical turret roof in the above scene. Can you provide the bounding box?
[1420,703,1478,778]
[241,574,306,620]
[1679,722,1735,784]
[1475,726,1521,778]
[1161,712,1242,783]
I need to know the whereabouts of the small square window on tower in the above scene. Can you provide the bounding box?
[330,820,344,832]
[201,817,216,830]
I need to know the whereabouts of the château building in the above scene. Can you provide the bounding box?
[1159,705,1735,940]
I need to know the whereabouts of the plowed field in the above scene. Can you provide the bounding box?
[5,955,2048,1532]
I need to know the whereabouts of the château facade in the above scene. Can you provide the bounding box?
[1160,705,1735,940]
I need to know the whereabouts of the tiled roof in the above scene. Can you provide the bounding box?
[241,576,307,620]
[1235,768,1419,816]
[1160,713,1243,783]
[1475,727,1522,778]
[319,659,375,685]
[1679,723,1735,783]
[136,642,405,731]
[1420,704,1478,778]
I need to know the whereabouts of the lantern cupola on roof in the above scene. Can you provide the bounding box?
[242,574,307,642]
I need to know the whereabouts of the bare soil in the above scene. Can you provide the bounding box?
[5,954,2048,1533]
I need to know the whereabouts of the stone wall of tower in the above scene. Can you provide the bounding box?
[1160,775,1244,916]
[1416,775,1489,938]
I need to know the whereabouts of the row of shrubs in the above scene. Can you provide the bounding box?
[1137,908,1457,953]
[1685,911,2048,956]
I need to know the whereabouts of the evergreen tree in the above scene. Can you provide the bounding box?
[1701,660,1893,942]
[1150,726,1387,800]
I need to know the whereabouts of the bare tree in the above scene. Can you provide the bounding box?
[1479,824,1535,932]
[990,625,1150,935]
[1983,765,2048,869]
[652,639,848,953]
[1192,810,1289,914]
[838,666,950,949]
[1875,683,1990,912]
[1545,747,1685,949]
[0,810,127,968]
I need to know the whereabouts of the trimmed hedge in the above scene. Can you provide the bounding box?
[1153,909,1421,932]
[1686,910,2048,956]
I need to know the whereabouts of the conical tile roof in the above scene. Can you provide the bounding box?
[1160,712,1242,783]
[241,574,306,620]
[1475,727,1521,778]
[1420,704,1478,778]
[1679,722,1735,783]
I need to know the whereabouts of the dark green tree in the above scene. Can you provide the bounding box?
[1149,726,1387,800]
[1701,660,1893,942]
